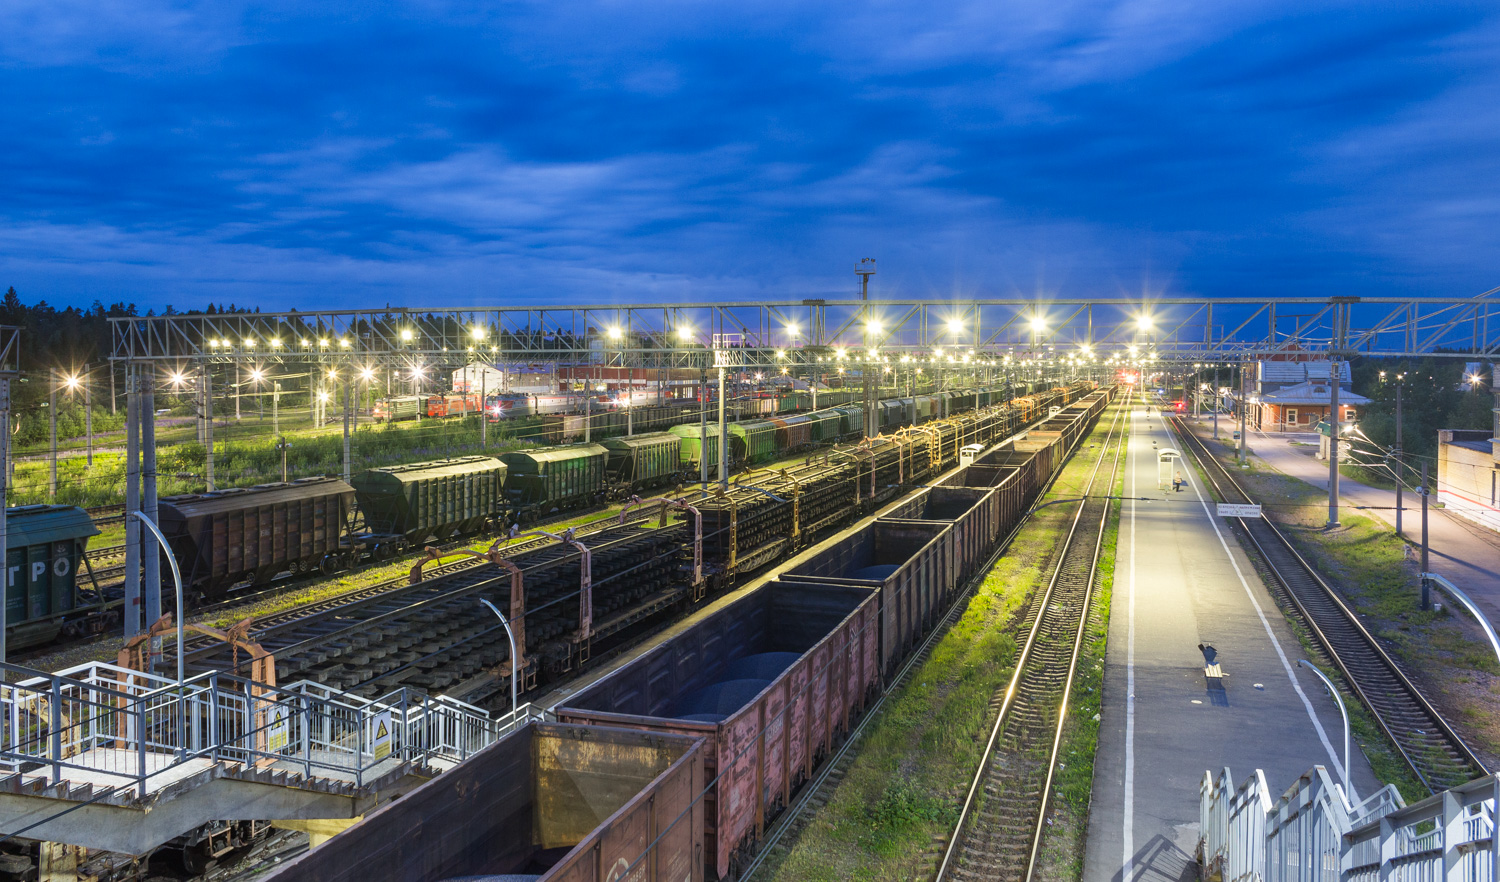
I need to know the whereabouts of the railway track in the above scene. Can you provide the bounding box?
[741,395,1127,882]
[1171,417,1484,792]
[935,393,1128,882]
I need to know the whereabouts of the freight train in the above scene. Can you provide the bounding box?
[265,385,1119,882]
[3,383,1062,650]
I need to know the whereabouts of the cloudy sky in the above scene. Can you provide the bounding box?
[2,0,1497,312]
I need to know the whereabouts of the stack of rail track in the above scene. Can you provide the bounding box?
[935,394,1128,882]
[1171,416,1484,791]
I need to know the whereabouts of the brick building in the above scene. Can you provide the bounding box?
[1249,361,1368,432]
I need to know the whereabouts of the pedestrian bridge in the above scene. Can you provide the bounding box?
[0,660,534,854]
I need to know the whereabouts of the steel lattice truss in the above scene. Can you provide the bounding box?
[109,294,1500,370]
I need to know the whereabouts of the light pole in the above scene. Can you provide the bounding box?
[275,436,291,483]
[478,598,520,725]
[1296,659,1357,805]
[64,372,91,467]
[48,374,57,500]
[857,259,877,438]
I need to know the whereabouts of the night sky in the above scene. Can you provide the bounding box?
[3,1,1497,311]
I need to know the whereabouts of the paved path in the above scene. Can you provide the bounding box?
[1204,419,1500,625]
[1083,405,1379,882]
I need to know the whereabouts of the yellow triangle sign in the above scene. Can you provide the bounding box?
[376,720,388,739]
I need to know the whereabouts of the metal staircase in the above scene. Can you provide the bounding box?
[0,660,533,854]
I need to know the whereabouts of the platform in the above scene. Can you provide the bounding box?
[1083,405,1381,882]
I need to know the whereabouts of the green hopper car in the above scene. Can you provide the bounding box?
[667,423,724,479]
[599,432,684,492]
[4,505,104,650]
[351,456,507,548]
[499,444,609,521]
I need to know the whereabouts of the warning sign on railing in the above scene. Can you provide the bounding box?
[371,711,393,760]
[267,706,290,753]
[1216,503,1263,518]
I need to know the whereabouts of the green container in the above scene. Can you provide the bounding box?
[4,505,99,627]
[500,444,609,514]
[352,456,506,544]
[600,432,682,488]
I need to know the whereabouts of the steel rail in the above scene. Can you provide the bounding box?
[935,391,1129,882]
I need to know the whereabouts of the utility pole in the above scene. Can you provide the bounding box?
[0,372,9,661]
[124,365,141,639]
[143,375,160,651]
[1394,379,1403,536]
[1420,462,1430,610]
[699,367,708,487]
[272,380,281,435]
[718,361,729,490]
[1213,365,1220,440]
[1328,360,1341,529]
[84,373,92,467]
[342,377,352,484]
[48,377,57,500]
[202,362,214,491]
[857,258,877,438]
[1237,357,1248,465]
[480,371,488,447]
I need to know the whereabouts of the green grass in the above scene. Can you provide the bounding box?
[762,404,1126,881]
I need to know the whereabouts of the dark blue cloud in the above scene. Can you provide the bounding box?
[0,0,1497,310]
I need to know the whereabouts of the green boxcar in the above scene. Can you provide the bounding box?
[667,424,723,478]
[500,444,609,516]
[352,456,506,544]
[729,420,779,463]
[4,505,99,647]
[600,432,683,489]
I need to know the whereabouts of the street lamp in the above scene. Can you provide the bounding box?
[479,598,521,726]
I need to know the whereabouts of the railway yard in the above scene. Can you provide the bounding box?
[5,375,1500,882]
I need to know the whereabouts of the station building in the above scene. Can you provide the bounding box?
[1246,360,1368,432]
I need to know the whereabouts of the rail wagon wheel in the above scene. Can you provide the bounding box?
[319,555,339,577]
[373,543,393,562]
